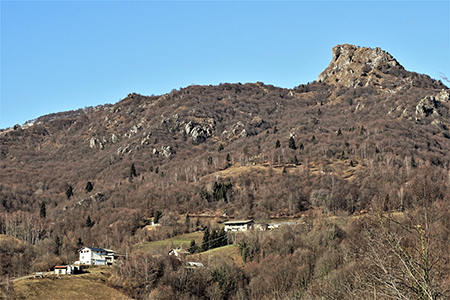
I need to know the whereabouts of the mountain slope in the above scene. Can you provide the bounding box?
[0,44,449,255]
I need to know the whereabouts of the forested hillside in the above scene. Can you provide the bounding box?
[1,44,450,299]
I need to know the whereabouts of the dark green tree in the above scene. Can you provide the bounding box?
[226,153,231,162]
[288,136,297,150]
[66,185,73,199]
[383,194,390,212]
[85,215,94,228]
[154,210,162,224]
[155,167,159,174]
[53,235,62,255]
[218,144,224,152]
[185,213,190,229]
[202,227,211,252]
[85,181,94,193]
[210,230,218,249]
[337,128,342,136]
[39,201,46,219]
[273,126,278,134]
[293,155,299,165]
[218,227,227,247]
[129,163,137,182]
[275,140,281,149]
[411,156,417,168]
[77,237,83,248]
[188,240,199,254]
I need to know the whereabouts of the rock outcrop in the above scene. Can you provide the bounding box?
[318,44,405,88]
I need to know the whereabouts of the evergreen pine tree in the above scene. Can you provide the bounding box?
[383,194,390,212]
[85,181,94,193]
[218,227,227,247]
[218,144,224,152]
[293,155,299,165]
[129,163,137,182]
[53,235,62,255]
[39,201,46,219]
[275,140,281,149]
[188,240,198,254]
[202,227,210,252]
[154,210,162,224]
[226,153,231,162]
[288,136,297,150]
[66,185,73,199]
[411,156,417,168]
[85,215,94,228]
[210,230,218,249]
[185,213,190,229]
[273,126,278,134]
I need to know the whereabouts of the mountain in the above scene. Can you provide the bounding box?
[1,45,450,298]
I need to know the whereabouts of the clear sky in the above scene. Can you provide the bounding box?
[1,1,449,129]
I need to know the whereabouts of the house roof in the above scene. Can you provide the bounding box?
[223,219,254,225]
[54,266,67,269]
[78,246,108,252]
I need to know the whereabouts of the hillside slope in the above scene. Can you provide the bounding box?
[0,43,449,264]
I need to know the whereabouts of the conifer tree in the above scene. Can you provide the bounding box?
[202,227,210,252]
[218,227,227,247]
[85,181,94,193]
[411,156,417,168]
[53,235,62,255]
[129,163,137,182]
[210,230,218,249]
[85,215,94,228]
[188,240,198,254]
[66,185,73,199]
[288,136,297,150]
[39,201,46,219]
[275,140,281,149]
[154,210,162,224]
[185,213,190,229]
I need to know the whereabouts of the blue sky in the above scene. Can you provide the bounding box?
[1,1,449,129]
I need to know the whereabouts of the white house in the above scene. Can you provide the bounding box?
[77,247,115,265]
[224,220,254,232]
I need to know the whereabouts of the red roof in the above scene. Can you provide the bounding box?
[54,266,67,269]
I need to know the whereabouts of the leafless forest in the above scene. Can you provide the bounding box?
[1,45,450,299]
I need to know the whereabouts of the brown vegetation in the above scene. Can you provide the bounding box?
[1,44,450,298]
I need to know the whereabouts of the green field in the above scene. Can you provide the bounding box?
[135,231,203,252]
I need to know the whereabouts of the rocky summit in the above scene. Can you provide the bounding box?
[317,44,443,90]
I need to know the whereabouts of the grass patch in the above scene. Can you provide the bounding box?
[189,244,243,267]
[135,231,203,252]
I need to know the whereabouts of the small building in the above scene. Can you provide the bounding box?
[77,247,116,265]
[54,265,68,275]
[54,265,81,275]
[224,220,254,232]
